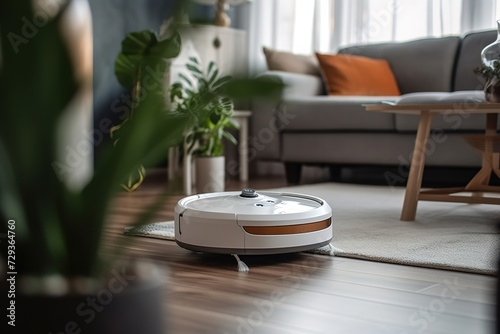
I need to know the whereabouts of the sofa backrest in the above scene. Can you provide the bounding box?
[338,36,461,94]
[453,29,496,91]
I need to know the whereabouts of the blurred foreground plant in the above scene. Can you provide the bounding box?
[0,0,283,280]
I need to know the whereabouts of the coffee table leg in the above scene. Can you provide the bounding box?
[401,111,433,221]
[465,113,499,190]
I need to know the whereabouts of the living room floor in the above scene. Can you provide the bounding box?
[103,169,498,334]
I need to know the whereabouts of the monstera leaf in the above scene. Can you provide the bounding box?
[115,30,181,89]
[112,29,182,191]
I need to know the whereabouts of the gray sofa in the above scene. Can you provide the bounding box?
[251,29,498,184]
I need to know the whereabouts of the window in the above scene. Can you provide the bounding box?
[244,0,499,73]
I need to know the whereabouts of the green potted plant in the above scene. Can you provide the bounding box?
[0,1,282,331]
[0,2,191,332]
[169,57,240,192]
[474,60,500,102]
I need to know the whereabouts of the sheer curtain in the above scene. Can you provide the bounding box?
[238,0,332,74]
[331,0,497,49]
[239,0,500,74]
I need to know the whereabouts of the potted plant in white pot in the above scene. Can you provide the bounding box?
[169,57,239,193]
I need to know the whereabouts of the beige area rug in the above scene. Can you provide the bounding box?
[124,183,500,275]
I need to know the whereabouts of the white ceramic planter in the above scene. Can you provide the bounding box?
[195,156,225,193]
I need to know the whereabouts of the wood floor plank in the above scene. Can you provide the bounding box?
[334,257,496,286]
[284,275,495,320]
[282,289,494,332]
[418,281,497,305]
[330,259,497,306]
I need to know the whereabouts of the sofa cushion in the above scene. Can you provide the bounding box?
[281,96,398,131]
[315,53,401,96]
[393,90,485,105]
[453,30,496,91]
[257,71,324,97]
[391,90,499,132]
[262,47,321,77]
[339,36,461,94]
[281,132,482,167]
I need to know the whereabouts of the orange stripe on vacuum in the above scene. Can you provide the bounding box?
[243,218,331,235]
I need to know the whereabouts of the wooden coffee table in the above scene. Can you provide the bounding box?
[365,102,500,221]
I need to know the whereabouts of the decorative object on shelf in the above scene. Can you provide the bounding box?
[191,0,251,27]
[475,20,500,102]
[169,57,239,192]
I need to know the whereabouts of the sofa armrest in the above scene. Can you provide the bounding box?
[257,71,324,98]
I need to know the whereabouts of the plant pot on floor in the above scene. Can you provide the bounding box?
[195,156,225,193]
[15,261,168,334]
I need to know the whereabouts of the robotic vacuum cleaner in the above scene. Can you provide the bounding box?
[174,189,333,271]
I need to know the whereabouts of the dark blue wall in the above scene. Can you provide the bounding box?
[88,0,177,141]
[88,0,230,160]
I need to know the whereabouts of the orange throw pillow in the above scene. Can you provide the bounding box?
[315,52,401,96]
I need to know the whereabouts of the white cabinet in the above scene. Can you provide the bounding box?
[178,24,248,76]
[167,24,248,86]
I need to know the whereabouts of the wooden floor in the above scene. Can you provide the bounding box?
[103,169,498,334]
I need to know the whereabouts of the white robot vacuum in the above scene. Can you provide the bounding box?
[174,189,333,271]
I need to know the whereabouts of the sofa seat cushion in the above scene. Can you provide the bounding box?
[391,90,500,132]
[281,96,398,131]
[281,132,482,167]
[258,71,325,97]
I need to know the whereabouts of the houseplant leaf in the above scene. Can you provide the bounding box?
[223,76,284,100]
[0,0,81,276]
[111,29,183,192]
[115,30,181,88]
